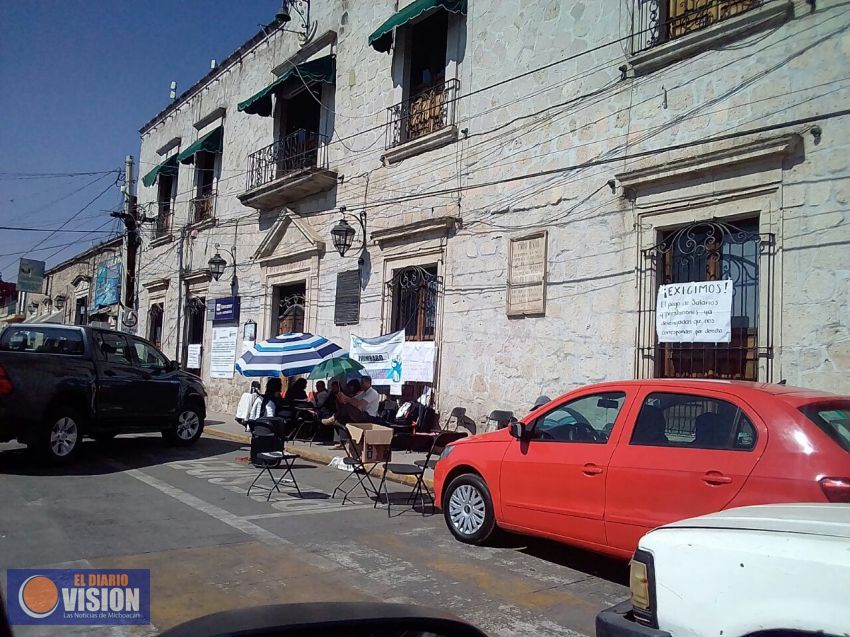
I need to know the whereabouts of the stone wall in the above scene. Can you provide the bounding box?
[136,0,850,419]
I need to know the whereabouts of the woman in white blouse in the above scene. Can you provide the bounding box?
[249,377,283,420]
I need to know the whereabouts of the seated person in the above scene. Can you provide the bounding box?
[249,378,283,420]
[313,380,335,419]
[282,377,308,407]
[321,375,381,426]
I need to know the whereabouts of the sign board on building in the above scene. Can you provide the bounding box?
[507,232,547,316]
[17,259,45,294]
[213,296,240,322]
[210,326,238,379]
[656,280,734,343]
[402,341,437,383]
[186,344,202,369]
[350,330,404,385]
[92,261,122,309]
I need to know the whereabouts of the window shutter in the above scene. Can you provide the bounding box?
[334,270,361,325]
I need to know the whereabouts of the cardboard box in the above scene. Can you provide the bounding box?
[346,423,393,464]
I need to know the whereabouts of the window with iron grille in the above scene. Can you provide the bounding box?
[632,0,764,54]
[389,265,439,342]
[636,218,775,382]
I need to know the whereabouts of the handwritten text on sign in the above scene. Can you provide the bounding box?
[656,280,733,343]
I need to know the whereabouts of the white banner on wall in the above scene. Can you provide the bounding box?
[210,326,239,379]
[403,341,437,383]
[656,280,734,343]
[350,330,404,385]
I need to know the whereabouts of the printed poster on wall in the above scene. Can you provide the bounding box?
[350,330,404,385]
[186,344,202,369]
[210,326,239,379]
[403,341,437,383]
[656,280,733,343]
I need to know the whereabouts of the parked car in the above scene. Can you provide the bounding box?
[596,503,850,637]
[0,324,207,462]
[433,379,850,558]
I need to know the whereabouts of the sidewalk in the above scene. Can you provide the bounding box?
[204,411,436,489]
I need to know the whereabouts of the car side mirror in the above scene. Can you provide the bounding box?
[509,421,526,440]
[166,360,179,372]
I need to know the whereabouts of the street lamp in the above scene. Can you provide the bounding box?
[208,244,239,295]
[330,207,367,265]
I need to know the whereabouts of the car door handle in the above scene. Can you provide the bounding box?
[703,471,733,485]
[582,463,604,476]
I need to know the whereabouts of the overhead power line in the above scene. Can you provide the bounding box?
[0,225,118,233]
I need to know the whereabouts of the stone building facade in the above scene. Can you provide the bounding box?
[135,0,850,417]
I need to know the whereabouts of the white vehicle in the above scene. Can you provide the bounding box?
[596,503,850,637]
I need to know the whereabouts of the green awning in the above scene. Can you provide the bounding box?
[142,156,178,188]
[368,0,467,53]
[237,55,336,117]
[176,126,223,165]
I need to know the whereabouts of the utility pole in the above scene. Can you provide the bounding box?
[175,227,186,367]
[112,155,140,332]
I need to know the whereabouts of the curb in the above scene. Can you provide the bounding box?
[204,427,435,490]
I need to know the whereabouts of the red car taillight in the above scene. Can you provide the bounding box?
[0,364,12,396]
[820,477,850,503]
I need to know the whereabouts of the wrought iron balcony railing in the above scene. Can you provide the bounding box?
[189,190,216,225]
[386,78,459,151]
[245,129,329,192]
[632,0,763,54]
[154,202,172,238]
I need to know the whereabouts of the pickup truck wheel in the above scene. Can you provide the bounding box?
[443,473,497,545]
[163,406,203,446]
[34,411,83,463]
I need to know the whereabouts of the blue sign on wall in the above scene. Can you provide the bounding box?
[92,262,122,309]
[213,296,240,322]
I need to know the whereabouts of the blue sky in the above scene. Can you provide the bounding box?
[0,0,279,282]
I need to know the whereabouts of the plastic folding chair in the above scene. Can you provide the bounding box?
[376,431,467,516]
[482,409,515,432]
[330,424,380,505]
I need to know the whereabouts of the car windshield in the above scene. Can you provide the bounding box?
[800,403,850,453]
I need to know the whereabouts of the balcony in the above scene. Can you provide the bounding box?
[189,190,216,227]
[383,78,459,165]
[154,203,172,238]
[238,129,337,211]
[629,0,790,74]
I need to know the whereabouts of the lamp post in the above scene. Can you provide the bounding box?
[208,244,239,296]
[330,207,367,267]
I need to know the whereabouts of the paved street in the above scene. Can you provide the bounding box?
[0,431,628,636]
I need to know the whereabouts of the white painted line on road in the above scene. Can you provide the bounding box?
[123,468,286,545]
[241,505,373,520]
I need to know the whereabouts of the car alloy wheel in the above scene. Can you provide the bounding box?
[448,484,486,536]
[176,410,201,440]
[50,417,79,458]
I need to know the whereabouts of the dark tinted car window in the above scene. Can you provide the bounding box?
[631,392,756,451]
[800,403,850,453]
[0,327,84,355]
[532,392,626,443]
[93,331,133,365]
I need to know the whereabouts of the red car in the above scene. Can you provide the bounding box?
[434,379,850,559]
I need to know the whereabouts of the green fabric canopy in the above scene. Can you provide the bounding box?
[141,156,178,188]
[368,0,467,53]
[237,55,336,117]
[176,126,223,165]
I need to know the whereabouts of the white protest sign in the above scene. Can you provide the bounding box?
[186,344,202,369]
[350,330,404,385]
[403,341,437,383]
[656,280,733,343]
[210,326,239,379]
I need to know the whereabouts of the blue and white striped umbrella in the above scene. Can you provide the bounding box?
[235,332,344,378]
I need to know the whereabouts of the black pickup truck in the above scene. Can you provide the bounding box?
[0,323,207,462]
